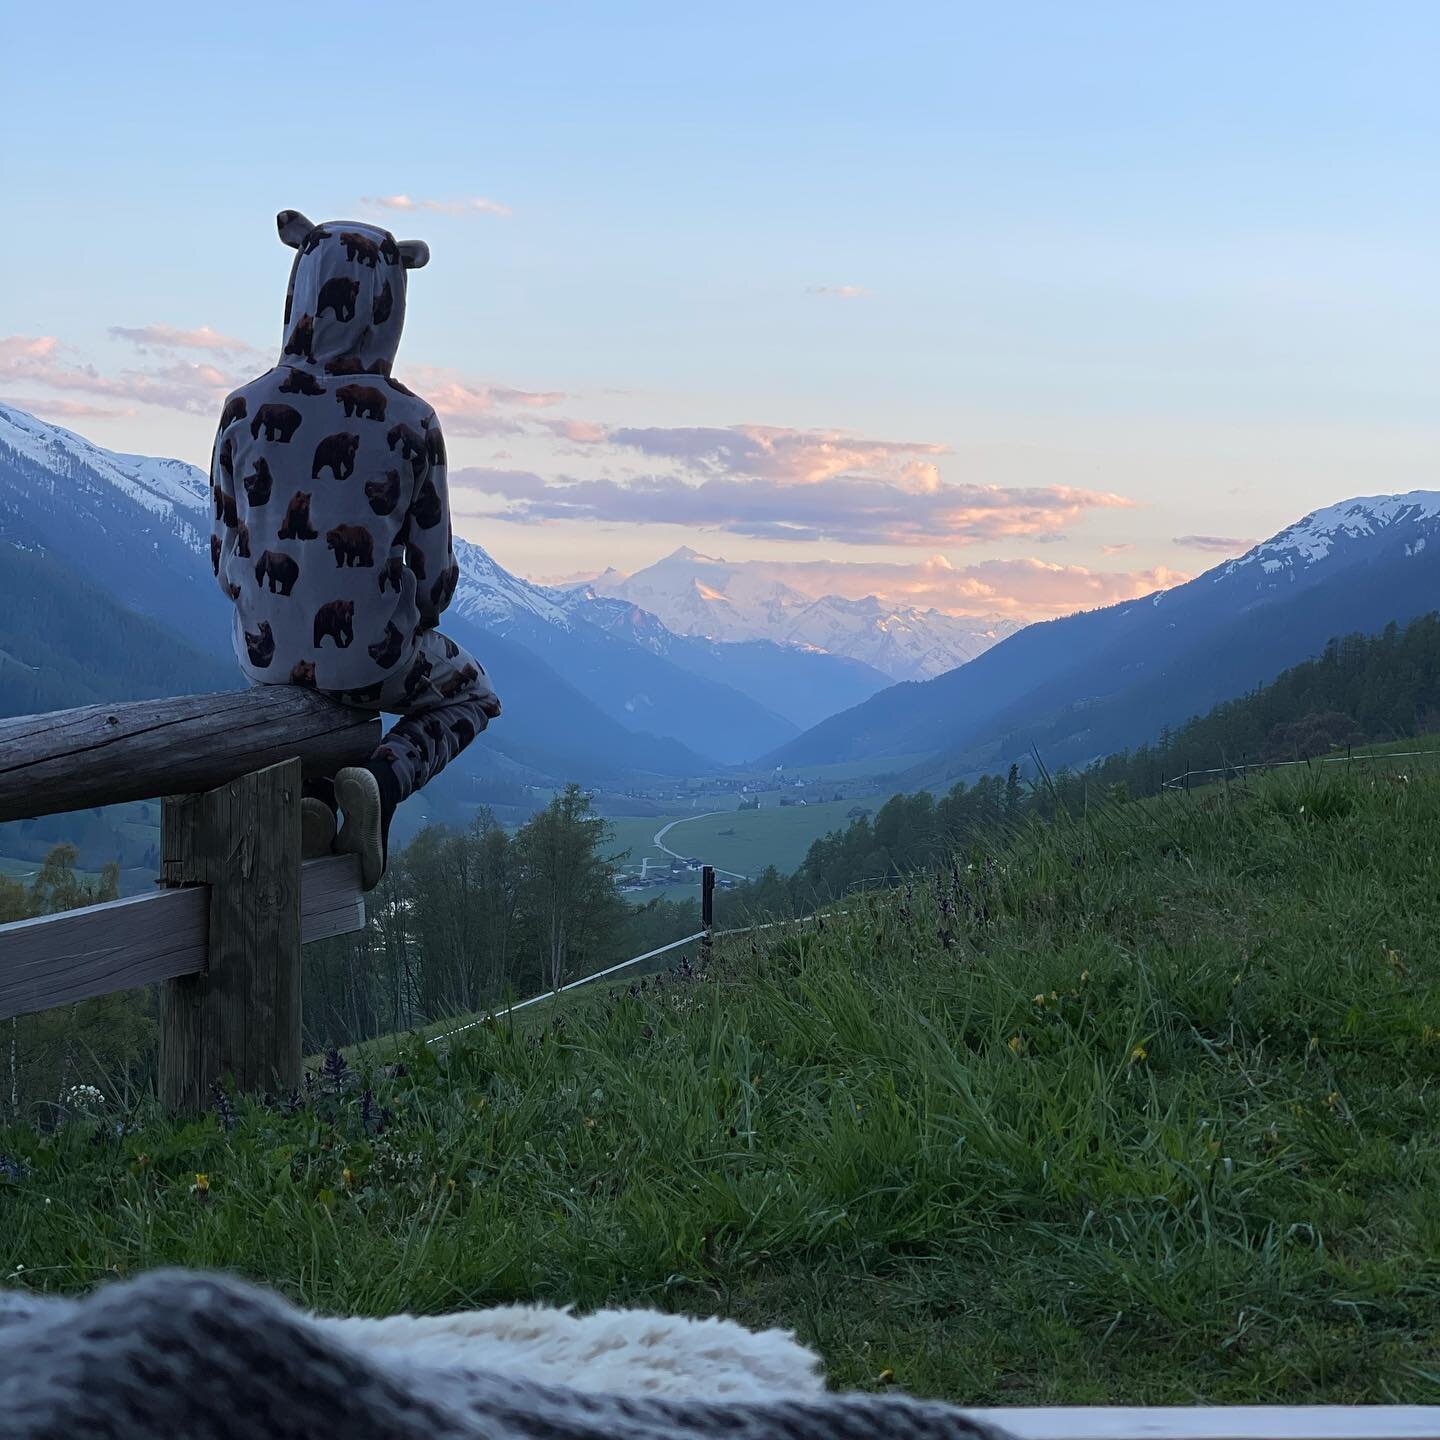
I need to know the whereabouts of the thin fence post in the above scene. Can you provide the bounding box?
[701,865,715,964]
[159,758,302,1110]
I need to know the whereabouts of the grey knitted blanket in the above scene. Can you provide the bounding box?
[0,1269,1010,1440]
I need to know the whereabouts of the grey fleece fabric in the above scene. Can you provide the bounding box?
[0,1269,1011,1440]
[210,209,496,712]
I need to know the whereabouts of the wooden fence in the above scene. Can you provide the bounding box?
[0,688,377,1109]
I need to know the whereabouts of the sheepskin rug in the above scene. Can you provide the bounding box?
[319,1301,827,1400]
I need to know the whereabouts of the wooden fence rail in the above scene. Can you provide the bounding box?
[0,689,378,1108]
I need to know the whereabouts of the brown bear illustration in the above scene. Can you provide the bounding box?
[300,225,332,256]
[244,621,275,668]
[439,662,480,699]
[317,275,361,321]
[421,715,446,749]
[450,715,477,747]
[378,555,404,593]
[425,425,446,467]
[404,541,427,581]
[379,234,400,266]
[384,375,417,398]
[234,520,252,560]
[324,356,365,376]
[277,492,317,541]
[402,652,433,702]
[312,431,361,481]
[365,468,402,516]
[411,477,443,530]
[314,598,356,649]
[289,660,317,688]
[255,549,300,595]
[342,682,385,705]
[373,279,394,324]
[367,621,405,669]
[340,231,381,266]
[430,562,460,613]
[279,368,326,396]
[387,422,426,476]
[218,433,235,480]
[440,634,460,659]
[326,523,375,568]
[220,491,239,529]
[212,486,224,521]
[251,403,303,443]
[219,394,248,429]
[241,458,273,507]
[210,533,221,575]
[336,384,387,421]
[283,314,315,362]
[226,582,242,601]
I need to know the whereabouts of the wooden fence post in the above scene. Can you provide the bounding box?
[701,864,715,964]
[159,758,302,1109]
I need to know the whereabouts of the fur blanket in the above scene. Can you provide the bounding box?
[0,1268,1010,1439]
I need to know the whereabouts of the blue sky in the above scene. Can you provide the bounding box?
[7,2,1440,617]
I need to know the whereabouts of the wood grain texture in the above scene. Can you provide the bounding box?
[0,687,379,823]
[0,855,367,1022]
[160,760,302,1109]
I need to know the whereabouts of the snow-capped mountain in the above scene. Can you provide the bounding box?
[586,546,1018,681]
[772,488,1440,774]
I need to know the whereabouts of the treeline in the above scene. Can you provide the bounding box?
[754,611,1440,905]
[303,784,700,1050]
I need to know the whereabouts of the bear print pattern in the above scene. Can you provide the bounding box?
[212,212,487,757]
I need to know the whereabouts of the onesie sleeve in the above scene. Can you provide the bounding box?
[411,410,459,630]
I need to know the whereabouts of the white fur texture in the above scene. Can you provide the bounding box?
[318,1302,826,1400]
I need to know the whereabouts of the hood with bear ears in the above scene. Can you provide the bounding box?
[275,209,429,377]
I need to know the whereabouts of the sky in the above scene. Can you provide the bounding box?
[6,2,1440,621]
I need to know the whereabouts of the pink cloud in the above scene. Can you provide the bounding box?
[0,396,137,420]
[108,324,259,357]
[452,464,1131,548]
[409,365,564,436]
[1102,542,1135,555]
[806,285,871,299]
[362,194,512,218]
[0,334,242,415]
[1173,534,1257,553]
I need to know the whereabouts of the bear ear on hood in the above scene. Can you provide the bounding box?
[398,240,430,270]
[276,210,318,249]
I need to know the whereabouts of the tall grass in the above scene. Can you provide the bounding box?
[3,761,1439,1403]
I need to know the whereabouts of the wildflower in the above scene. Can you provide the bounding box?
[209,1081,236,1133]
[322,1047,350,1092]
[877,1369,896,1386]
[0,1154,28,1183]
[190,1173,210,1202]
[342,1167,355,1188]
[1130,1044,1148,1063]
[135,1153,150,1169]
[64,1084,105,1110]
[1423,1026,1438,1046]
[1007,1034,1024,1054]
[1324,1091,1340,1109]
[1033,994,1046,1007]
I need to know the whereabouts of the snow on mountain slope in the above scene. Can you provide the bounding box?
[588,546,1018,680]
[1223,492,1440,578]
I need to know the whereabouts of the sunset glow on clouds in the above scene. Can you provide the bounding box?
[362,194,512,218]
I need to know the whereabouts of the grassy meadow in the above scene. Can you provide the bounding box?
[4,758,1440,1404]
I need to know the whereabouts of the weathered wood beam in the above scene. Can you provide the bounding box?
[0,687,380,824]
[0,853,366,1022]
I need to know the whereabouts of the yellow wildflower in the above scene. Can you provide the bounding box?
[342,1167,355,1188]
[1324,1091,1340,1109]
[193,1172,209,1192]
[1130,1044,1148,1063]
[877,1368,897,1386]
[1007,1034,1024,1054]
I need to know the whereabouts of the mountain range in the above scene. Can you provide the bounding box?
[770,491,1440,784]
[585,547,1019,681]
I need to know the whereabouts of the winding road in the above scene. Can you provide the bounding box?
[653,814,750,881]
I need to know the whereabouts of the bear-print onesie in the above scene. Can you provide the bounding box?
[211,211,498,804]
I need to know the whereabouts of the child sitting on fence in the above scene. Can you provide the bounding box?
[210,209,501,889]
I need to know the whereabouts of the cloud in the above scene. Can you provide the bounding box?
[807,285,870,299]
[108,324,258,357]
[408,366,564,437]
[0,396,137,420]
[0,334,242,416]
[452,464,1131,548]
[362,194,512,218]
[1173,534,1257,553]
[1101,542,1135,555]
[597,423,948,488]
